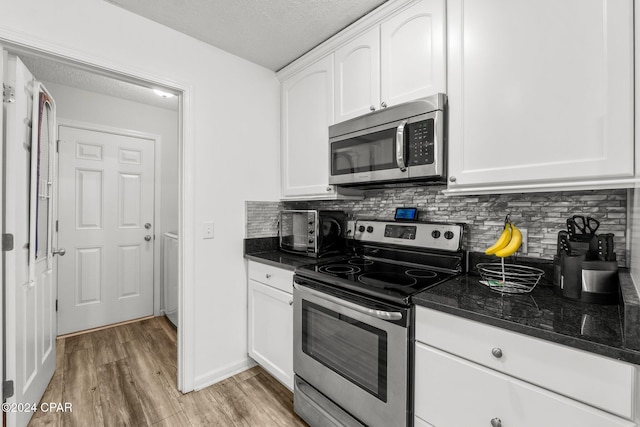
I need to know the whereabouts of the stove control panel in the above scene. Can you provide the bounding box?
[347,220,464,252]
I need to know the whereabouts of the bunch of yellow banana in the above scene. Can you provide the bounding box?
[485,221,522,258]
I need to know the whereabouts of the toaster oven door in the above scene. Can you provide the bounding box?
[279,210,317,255]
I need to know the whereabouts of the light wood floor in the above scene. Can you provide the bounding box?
[28,316,307,427]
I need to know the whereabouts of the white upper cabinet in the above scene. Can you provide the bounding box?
[334,28,381,122]
[445,0,634,195]
[281,55,337,198]
[380,0,446,108]
[334,0,446,123]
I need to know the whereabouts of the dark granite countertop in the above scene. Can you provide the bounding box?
[245,250,319,271]
[413,273,640,365]
[244,236,345,271]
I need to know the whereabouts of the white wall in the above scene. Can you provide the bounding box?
[43,81,179,236]
[0,0,281,391]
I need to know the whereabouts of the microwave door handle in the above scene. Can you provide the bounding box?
[396,120,408,171]
[294,283,403,321]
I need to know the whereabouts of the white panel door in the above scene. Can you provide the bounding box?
[380,0,446,107]
[4,54,57,427]
[334,27,381,122]
[57,126,154,335]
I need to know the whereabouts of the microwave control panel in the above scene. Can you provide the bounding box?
[407,119,434,166]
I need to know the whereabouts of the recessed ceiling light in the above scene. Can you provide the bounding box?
[153,89,176,98]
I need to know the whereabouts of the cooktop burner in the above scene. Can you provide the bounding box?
[296,256,458,305]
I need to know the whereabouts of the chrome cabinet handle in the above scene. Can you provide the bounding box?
[326,186,332,192]
[294,283,402,321]
[449,176,457,183]
[289,300,293,306]
[491,417,502,427]
[396,120,408,172]
[370,105,376,111]
[144,235,152,242]
[53,248,66,256]
[265,274,271,279]
[381,101,387,108]
[492,348,503,359]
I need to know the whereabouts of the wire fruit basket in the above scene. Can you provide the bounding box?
[476,262,544,294]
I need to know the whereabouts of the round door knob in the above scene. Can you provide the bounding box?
[449,176,457,183]
[144,223,152,229]
[370,105,376,111]
[492,348,503,359]
[491,417,502,427]
[144,235,152,242]
[381,101,387,108]
[53,248,66,256]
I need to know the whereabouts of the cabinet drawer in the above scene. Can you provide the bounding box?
[415,343,635,427]
[415,307,636,419]
[248,261,294,294]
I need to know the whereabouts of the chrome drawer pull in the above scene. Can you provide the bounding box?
[491,417,502,427]
[491,348,503,359]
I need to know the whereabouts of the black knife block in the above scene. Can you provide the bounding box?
[555,253,619,304]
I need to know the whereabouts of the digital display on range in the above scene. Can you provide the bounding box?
[394,207,417,221]
[384,225,417,240]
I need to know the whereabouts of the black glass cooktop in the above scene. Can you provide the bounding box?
[296,256,457,306]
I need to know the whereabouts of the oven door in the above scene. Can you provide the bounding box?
[293,279,409,427]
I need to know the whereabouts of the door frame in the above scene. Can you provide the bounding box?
[0,39,195,393]
[57,119,164,318]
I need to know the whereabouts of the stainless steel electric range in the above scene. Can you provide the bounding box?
[292,220,466,427]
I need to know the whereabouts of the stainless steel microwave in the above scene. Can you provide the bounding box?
[329,93,446,187]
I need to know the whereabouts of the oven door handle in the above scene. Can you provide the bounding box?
[294,283,403,321]
[395,120,408,172]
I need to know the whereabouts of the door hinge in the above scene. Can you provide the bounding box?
[2,234,14,252]
[56,139,61,153]
[3,83,15,103]
[56,220,59,232]
[3,380,14,398]
[55,299,58,312]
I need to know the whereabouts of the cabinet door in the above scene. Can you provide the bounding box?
[248,279,294,390]
[415,343,636,427]
[380,0,446,107]
[334,28,381,123]
[281,55,335,198]
[447,0,634,191]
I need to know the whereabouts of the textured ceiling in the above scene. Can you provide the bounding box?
[104,0,388,71]
[15,1,389,111]
[19,54,179,111]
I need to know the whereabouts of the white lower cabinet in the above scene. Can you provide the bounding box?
[415,344,635,427]
[414,307,638,427]
[247,262,294,390]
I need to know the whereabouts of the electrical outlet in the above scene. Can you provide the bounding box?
[203,221,214,239]
[520,228,528,254]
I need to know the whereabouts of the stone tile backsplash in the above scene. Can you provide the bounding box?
[246,187,628,265]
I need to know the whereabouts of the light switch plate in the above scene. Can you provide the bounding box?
[203,221,214,239]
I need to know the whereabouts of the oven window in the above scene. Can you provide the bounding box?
[331,127,397,175]
[301,301,387,401]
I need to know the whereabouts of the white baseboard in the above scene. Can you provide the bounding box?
[192,357,257,391]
